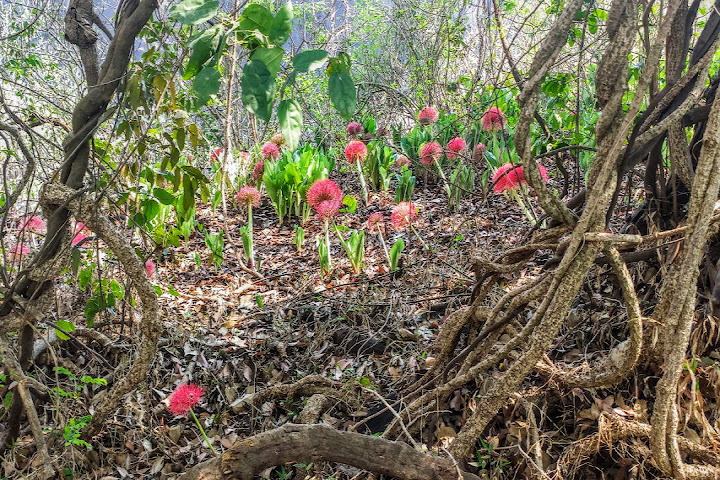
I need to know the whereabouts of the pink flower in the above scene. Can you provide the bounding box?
[252,160,265,183]
[168,383,204,416]
[270,133,285,146]
[446,137,466,160]
[237,186,261,208]
[19,215,45,234]
[532,163,550,183]
[368,212,385,233]
[418,107,439,126]
[492,163,529,193]
[391,201,418,230]
[210,148,223,161]
[419,142,442,166]
[10,244,30,259]
[72,222,90,247]
[307,179,343,220]
[261,142,280,160]
[395,156,411,168]
[345,140,368,163]
[145,259,156,279]
[346,121,364,136]
[481,107,506,131]
[472,143,487,162]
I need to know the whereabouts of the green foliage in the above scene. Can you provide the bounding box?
[204,231,224,268]
[365,141,395,191]
[448,161,475,210]
[335,227,365,274]
[242,60,276,122]
[63,415,93,449]
[277,99,303,150]
[293,50,328,72]
[394,168,416,203]
[389,238,404,272]
[293,225,305,251]
[170,0,219,25]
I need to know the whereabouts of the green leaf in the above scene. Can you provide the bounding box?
[269,1,293,45]
[183,26,224,80]
[238,4,274,36]
[251,46,284,76]
[328,70,356,119]
[389,238,405,271]
[193,66,221,105]
[170,0,219,25]
[154,187,176,205]
[142,199,160,222]
[341,195,357,214]
[277,99,303,150]
[55,319,75,341]
[293,49,328,72]
[241,60,276,122]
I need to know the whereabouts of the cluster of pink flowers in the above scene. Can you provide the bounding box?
[10,244,30,259]
[19,215,45,234]
[446,137,466,160]
[72,222,91,247]
[391,201,418,230]
[270,133,285,146]
[346,121,364,136]
[367,212,385,233]
[252,160,265,183]
[345,140,368,163]
[307,179,343,220]
[420,142,442,166]
[261,142,280,160]
[145,259,156,279]
[237,186,261,208]
[395,156,411,168]
[168,383,204,416]
[492,163,549,194]
[481,107,506,132]
[472,143,487,162]
[418,107,439,126]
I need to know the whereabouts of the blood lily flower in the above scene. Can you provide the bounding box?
[492,162,549,225]
[270,133,285,146]
[261,142,280,160]
[252,159,265,184]
[418,107,439,126]
[10,244,30,259]
[481,106,506,132]
[19,215,45,234]
[346,121,364,136]
[391,202,418,230]
[237,186,261,208]
[395,156,411,168]
[345,140,370,205]
[419,142,442,167]
[145,259,156,279]
[167,383,217,455]
[307,179,343,276]
[472,143,487,162]
[210,148,223,161]
[446,137,466,160]
[72,222,90,247]
[368,212,385,233]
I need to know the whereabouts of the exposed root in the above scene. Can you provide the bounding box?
[231,375,358,411]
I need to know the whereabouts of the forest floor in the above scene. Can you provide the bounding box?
[6,166,720,480]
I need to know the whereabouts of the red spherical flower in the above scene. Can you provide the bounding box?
[391,201,418,230]
[261,142,280,160]
[145,259,156,279]
[210,148,223,161]
[168,383,204,416]
[71,222,90,247]
[307,179,343,220]
[534,164,550,183]
[368,212,385,233]
[492,163,525,193]
[19,215,45,234]
[345,140,368,163]
[481,107,506,132]
[472,143,487,162]
[419,141,442,166]
[418,107,439,126]
[346,121,364,136]
[252,160,265,183]
[395,156,411,168]
[10,244,30,259]
[237,186,261,208]
[446,137,466,160]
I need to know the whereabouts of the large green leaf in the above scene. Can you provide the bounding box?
[183,25,224,80]
[193,66,221,105]
[269,1,293,45]
[170,0,219,25]
[277,99,303,150]
[293,49,328,72]
[251,47,284,76]
[241,60,276,122]
[328,70,356,119]
[238,4,273,35]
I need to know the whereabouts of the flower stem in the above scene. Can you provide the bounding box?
[325,219,332,272]
[409,224,432,253]
[248,205,255,268]
[355,160,369,206]
[190,408,218,456]
[434,160,452,199]
[377,230,391,267]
